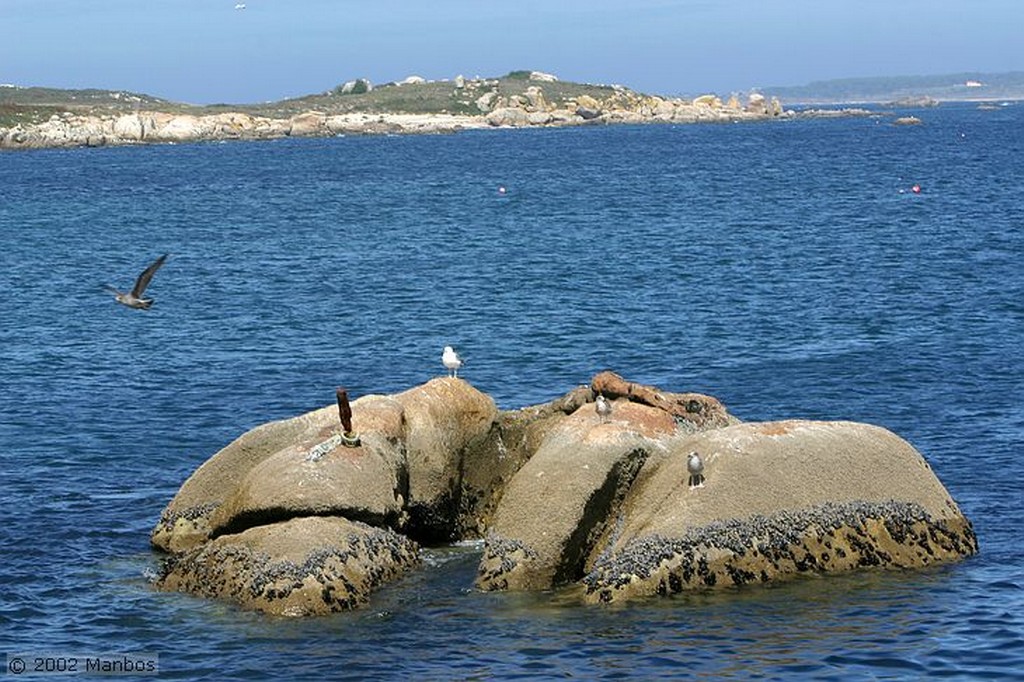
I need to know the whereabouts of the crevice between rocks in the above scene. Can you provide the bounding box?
[209,507,399,540]
[553,447,650,586]
[404,485,462,545]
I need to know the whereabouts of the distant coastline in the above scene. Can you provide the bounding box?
[766,70,1024,105]
[0,71,878,151]
[25,67,1024,152]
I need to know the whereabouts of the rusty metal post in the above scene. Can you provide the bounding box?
[336,387,361,447]
[336,387,354,433]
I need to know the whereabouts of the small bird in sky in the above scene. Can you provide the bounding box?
[687,451,705,489]
[595,394,612,423]
[103,253,168,310]
[442,346,463,377]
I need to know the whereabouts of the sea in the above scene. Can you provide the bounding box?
[1,103,1022,680]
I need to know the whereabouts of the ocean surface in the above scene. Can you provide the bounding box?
[1,103,1022,680]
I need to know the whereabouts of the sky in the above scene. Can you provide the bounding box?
[3,0,1022,104]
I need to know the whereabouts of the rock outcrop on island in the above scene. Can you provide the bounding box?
[0,110,490,150]
[151,372,977,616]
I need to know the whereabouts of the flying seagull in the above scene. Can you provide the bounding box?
[104,253,168,310]
[687,451,705,489]
[442,346,463,377]
[595,394,612,423]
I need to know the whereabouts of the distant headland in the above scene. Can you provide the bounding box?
[0,70,870,151]
[766,70,1024,104]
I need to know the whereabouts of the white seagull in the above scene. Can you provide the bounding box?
[103,253,168,310]
[687,451,705,489]
[595,394,612,423]
[442,346,463,377]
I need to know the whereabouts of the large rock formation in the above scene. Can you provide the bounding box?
[153,378,500,615]
[476,379,976,602]
[152,378,495,554]
[578,419,977,603]
[151,372,977,615]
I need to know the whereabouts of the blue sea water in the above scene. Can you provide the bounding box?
[1,104,1022,680]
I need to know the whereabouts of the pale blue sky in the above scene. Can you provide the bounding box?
[3,0,1021,104]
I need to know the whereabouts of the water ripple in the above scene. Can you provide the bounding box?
[1,107,1022,680]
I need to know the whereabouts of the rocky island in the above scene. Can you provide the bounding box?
[2,70,863,151]
[152,371,977,617]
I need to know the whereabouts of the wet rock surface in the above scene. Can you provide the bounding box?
[156,516,419,617]
[582,501,977,603]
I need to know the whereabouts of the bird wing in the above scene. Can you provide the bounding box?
[102,284,123,296]
[131,253,168,297]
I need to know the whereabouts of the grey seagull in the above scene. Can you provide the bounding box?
[687,451,705,489]
[104,253,168,310]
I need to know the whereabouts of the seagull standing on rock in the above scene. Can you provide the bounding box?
[442,346,463,377]
[595,394,612,423]
[103,253,168,310]
[687,451,705,489]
